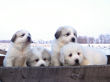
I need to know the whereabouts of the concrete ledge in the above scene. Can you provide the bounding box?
[0,65,110,82]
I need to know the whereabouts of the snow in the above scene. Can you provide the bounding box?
[0,43,110,56]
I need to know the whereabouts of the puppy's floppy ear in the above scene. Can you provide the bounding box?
[55,31,61,39]
[42,49,51,60]
[42,49,50,55]
[11,34,17,42]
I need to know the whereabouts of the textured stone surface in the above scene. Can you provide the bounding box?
[0,66,110,82]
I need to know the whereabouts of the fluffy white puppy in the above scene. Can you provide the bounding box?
[60,43,107,66]
[51,26,77,66]
[3,30,32,67]
[27,47,51,67]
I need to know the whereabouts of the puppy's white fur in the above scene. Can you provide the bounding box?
[60,43,107,66]
[27,47,51,67]
[51,26,77,66]
[3,30,32,67]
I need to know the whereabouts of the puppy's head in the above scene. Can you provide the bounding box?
[55,26,77,44]
[11,30,32,44]
[60,43,84,66]
[27,47,51,67]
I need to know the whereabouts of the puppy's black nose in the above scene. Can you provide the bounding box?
[40,64,45,67]
[27,36,31,41]
[75,59,79,64]
[71,37,75,42]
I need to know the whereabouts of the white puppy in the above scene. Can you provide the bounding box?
[51,26,77,66]
[27,47,51,67]
[3,30,32,67]
[60,43,107,66]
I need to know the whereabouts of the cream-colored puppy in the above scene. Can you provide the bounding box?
[3,30,32,67]
[27,47,51,67]
[60,43,107,66]
[51,26,77,66]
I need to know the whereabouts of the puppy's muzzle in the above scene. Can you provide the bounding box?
[71,37,75,42]
[74,59,79,65]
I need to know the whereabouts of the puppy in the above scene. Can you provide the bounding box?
[27,47,51,67]
[51,26,77,66]
[3,30,32,67]
[60,43,107,66]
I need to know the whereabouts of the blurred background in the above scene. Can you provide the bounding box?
[0,0,110,55]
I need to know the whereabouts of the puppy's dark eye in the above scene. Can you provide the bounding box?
[35,59,39,62]
[69,53,72,57]
[21,34,25,37]
[77,52,80,55]
[43,58,47,61]
[65,32,70,36]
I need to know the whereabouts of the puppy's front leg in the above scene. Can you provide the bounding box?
[23,59,27,67]
[52,59,60,66]
[51,53,60,66]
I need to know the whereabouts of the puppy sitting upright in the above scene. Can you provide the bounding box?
[51,26,77,66]
[3,30,32,67]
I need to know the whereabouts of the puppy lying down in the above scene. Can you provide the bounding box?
[60,43,108,66]
[27,47,51,67]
